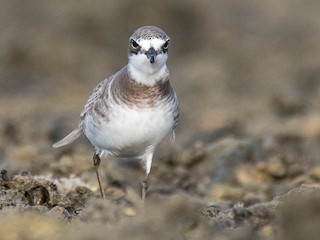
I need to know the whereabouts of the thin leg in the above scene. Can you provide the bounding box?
[93,153,106,199]
[142,175,149,203]
[141,153,153,202]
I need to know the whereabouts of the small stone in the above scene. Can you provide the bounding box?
[265,156,287,178]
[1,170,10,181]
[235,165,270,185]
[309,166,320,181]
[202,205,221,218]
[259,225,274,240]
[75,186,94,198]
[123,207,137,217]
[210,184,246,200]
[48,206,69,219]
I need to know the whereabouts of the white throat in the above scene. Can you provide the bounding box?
[128,54,169,86]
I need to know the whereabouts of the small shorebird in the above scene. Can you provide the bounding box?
[53,26,179,201]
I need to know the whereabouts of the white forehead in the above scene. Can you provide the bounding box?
[137,38,166,51]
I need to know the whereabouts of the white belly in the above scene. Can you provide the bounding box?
[83,105,174,158]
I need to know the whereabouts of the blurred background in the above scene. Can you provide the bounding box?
[1,0,320,169]
[1,1,320,239]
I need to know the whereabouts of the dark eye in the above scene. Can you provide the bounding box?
[131,40,139,49]
[163,40,169,49]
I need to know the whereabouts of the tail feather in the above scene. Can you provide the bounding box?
[52,127,82,148]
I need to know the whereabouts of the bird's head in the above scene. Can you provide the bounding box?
[128,26,170,79]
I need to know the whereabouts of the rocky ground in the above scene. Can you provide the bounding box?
[1,1,320,240]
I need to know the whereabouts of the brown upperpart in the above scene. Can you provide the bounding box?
[110,67,173,108]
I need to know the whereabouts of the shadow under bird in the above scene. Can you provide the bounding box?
[53,26,180,201]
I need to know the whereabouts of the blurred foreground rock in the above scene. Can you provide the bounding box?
[1,170,320,240]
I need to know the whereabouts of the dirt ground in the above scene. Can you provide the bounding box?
[1,1,320,239]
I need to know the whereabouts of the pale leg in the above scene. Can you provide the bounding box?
[93,153,106,199]
[142,152,153,202]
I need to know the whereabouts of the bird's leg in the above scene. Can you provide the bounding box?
[141,153,153,202]
[142,175,149,203]
[93,153,106,199]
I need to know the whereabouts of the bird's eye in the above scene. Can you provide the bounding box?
[131,40,139,49]
[163,40,169,49]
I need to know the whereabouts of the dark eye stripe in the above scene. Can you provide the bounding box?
[129,39,141,54]
[163,41,169,49]
[128,39,170,55]
[132,40,139,48]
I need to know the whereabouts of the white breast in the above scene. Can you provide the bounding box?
[83,103,174,158]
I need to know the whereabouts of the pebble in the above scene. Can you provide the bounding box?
[122,207,137,217]
[235,165,270,185]
[210,184,246,200]
[48,206,69,219]
[265,156,287,178]
[309,166,320,181]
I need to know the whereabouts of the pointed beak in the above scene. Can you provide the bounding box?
[145,47,157,64]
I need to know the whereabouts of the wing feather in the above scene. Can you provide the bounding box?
[53,74,115,148]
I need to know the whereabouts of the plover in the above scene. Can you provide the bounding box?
[53,26,179,201]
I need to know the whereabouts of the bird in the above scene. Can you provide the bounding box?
[53,26,179,201]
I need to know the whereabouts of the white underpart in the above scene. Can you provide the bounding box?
[128,38,168,86]
[84,98,175,161]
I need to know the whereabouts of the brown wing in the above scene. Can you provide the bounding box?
[79,73,117,123]
[170,90,180,143]
[53,73,117,148]
[172,91,180,130]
